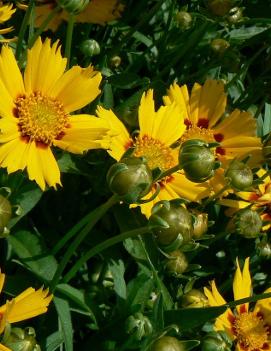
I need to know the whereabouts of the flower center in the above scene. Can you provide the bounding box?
[181,123,215,144]
[233,311,270,351]
[133,135,176,172]
[15,92,70,145]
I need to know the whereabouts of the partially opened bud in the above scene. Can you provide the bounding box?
[56,0,89,14]
[231,208,262,238]
[192,212,208,239]
[4,327,41,351]
[207,0,232,16]
[0,195,12,236]
[256,240,271,259]
[110,55,122,68]
[227,7,243,23]
[225,160,253,190]
[125,312,153,340]
[150,201,193,246]
[211,39,230,55]
[176,11,192,30]
[166,250,188,275]
[181,289,208,308]
[107,157,153,204]
[179,139,219,183]
[150,336,185,351]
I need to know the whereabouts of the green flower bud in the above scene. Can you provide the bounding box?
[175,11,192,30]
[211,39,230,55]
[56,0,89,14]
[4,327,41,351]
[181,289,208,308]
[106,157,153,204]
[256,240,271,259]
[231,208,262,239]
[109,55,122,68]
[125,312,153,341]
[192,212,208,239]
[202,331,232,351]
[0,195,12,237]
[150,336,185,351]
[225,160,253,190]
[166,250,188,275]
[227,7,243,23]
[179,139,219,183]
[80,39,100,57]
[207,0,232,16]
[150,201,193,246]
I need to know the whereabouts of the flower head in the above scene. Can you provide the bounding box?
[0,37,111,190]
[204,258,271,351]
[163,80,262,166]
[0,269,52,351]
[97,90,209,217]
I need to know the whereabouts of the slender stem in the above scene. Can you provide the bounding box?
[15,0,35,60]
[28,5,61,49]
[226,291,271,309]
[155,165,181,181]
[65,14,75,67]
[63,226,153,284]
[50,195,118,291]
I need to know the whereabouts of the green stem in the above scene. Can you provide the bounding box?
[15,0,35,60]
[28,5,61,49]
[155,164,181,181]
[50,194,118,291]
[63,226,153,284]
[65,14,75,67]
[226,291,271,309]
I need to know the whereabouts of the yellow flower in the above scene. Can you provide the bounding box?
[0,269,52,351]
[33,0,124,32]
[163,80,262,166]
[204,258,271,351]
[0,37,110,190]
[97,90,209,218]
[219,169,271,230]
[0,2,16,41]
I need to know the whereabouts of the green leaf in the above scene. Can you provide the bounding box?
[54,296,73,351]
[109,259,127,300]
[8,230,58,281]
[164,306,227,330]
[45,331,64,351]
[228,26,267,41]
[263,103,271,135]
[126,273,154,310]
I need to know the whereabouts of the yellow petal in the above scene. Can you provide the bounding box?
[53,114,110,154]
[163,82,191,119]
[0,270,5,294]
[218,198,249,210]
[255,287,271,325]
[138,90,156,136]
[0,287,52,323]
[0,138,30,173]
[0,45,25,99]
[233,257,251,312]
[51,65,102,113]
[27,143,61,190]
[96,106,131,161]
[0,344,11,351]
[35,4,63,32]
[0,117,19,143]
[24,37,67,95]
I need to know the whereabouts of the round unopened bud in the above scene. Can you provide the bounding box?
[227,7,243,23]
[225,160,253,190]
[176,11,192,30]
[0,195,12,235]
[207,0,232,16]
[150,336,185,351]
[232,208,262,238]
[181,289,208,308]
[56,0,89,14]
[125,312,153,341]
[202,331,232,351]
[110,55,122,68]
[179,139,218,183]
[166,250,188,275]
[107,157,152,204]
[80,39,100,56]
[211,39,230,55]
[192,212,208,239]
[150,201,193,246]
[4,327,41,351]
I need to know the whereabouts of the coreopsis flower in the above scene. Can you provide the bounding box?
[0,37,110,190]
[0,269,52,351]
[163,79,262,166]
[204,258,271,351]
[33,0,124,32]
[220,169,271,230]
[97,90,209,218]
[0,2,16,41]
